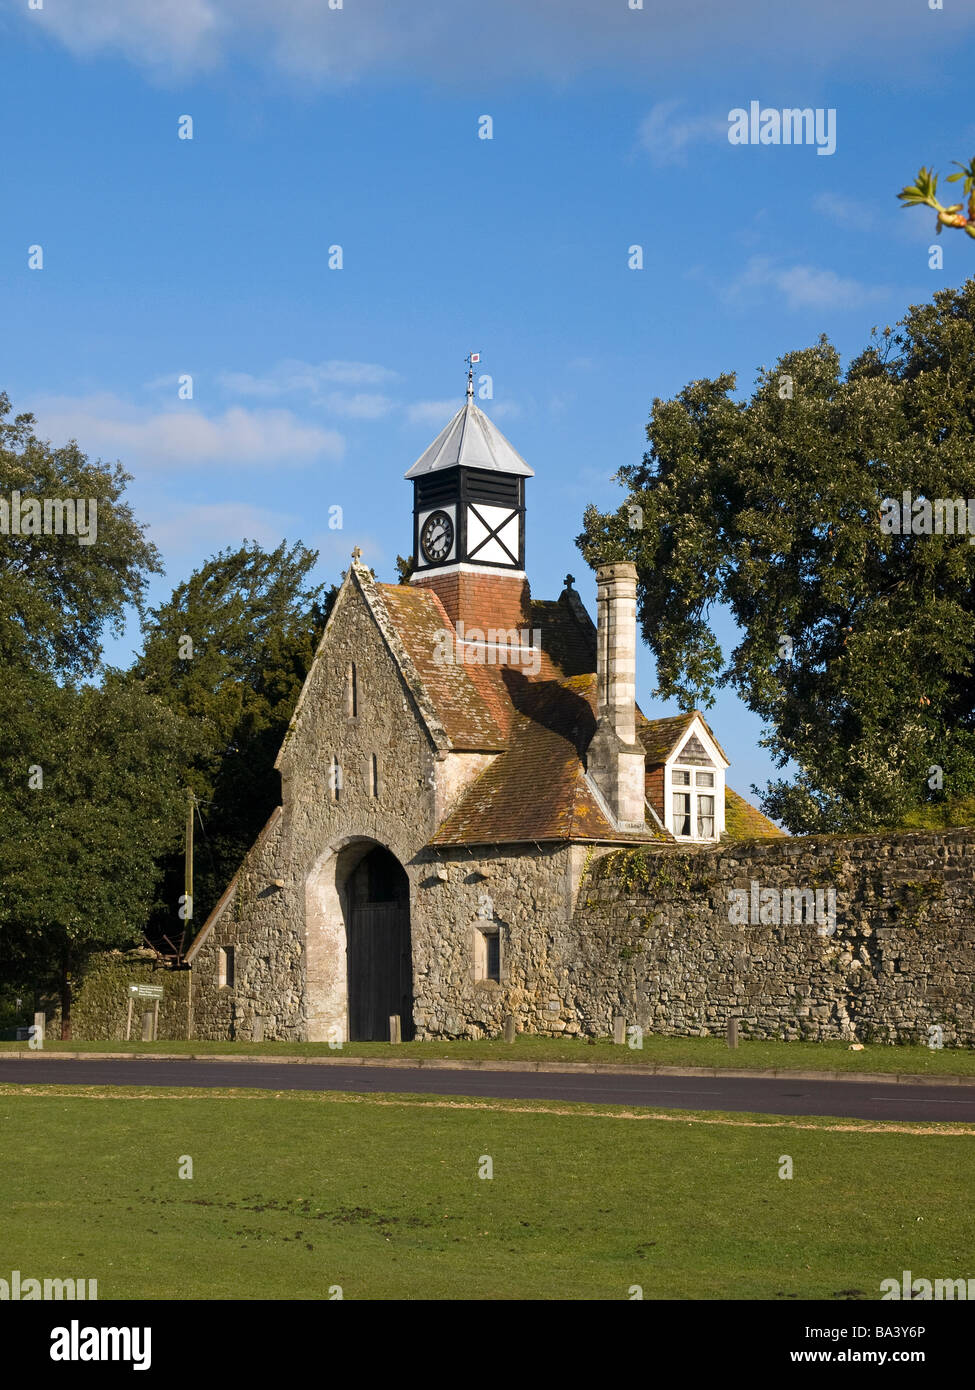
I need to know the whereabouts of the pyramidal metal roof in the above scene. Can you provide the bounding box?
[404,397,534,479]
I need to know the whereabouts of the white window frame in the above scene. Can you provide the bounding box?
[663,721,727,842]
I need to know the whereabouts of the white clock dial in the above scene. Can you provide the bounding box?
[420,510,454,563]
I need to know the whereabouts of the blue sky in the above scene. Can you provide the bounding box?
[2,0,974,802]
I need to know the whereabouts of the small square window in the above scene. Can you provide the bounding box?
[696,771,714,788]
[672,769,690,786]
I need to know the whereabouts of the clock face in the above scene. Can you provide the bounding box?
[420,510,454,563]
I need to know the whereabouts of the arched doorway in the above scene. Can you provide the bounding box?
[344,845,414,1041]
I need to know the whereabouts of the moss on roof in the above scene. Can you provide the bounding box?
[724,787,785,840]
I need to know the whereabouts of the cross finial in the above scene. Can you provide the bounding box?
[352,546,362,562]
[564,573,575,589]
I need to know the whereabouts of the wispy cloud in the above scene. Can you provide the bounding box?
[637,100,727,166]
[723,257,892,311]
[28,392,344,470]
[218,358,398,414]
[18,0,972,85]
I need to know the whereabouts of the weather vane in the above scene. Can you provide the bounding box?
[465,351,480,400]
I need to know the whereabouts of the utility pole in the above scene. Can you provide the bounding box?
[184,788,194,1042]
[181,789,194,962]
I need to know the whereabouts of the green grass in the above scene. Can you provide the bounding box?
[2,1032,974,1076]
[2,1084,972,1300]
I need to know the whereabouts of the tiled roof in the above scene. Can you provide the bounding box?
[375,582,506,750]
[638,711,729,766]
[431,671,669,847]
[724,787,785,840]
[529,598,597,678]
[638,713,696,764]
[371,576,700,847]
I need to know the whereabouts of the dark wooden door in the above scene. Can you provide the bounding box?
[348,904,413,1041]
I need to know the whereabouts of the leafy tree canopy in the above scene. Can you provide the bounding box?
[0,393,160,678]
[577,279,975,833]
[130,541,335,939]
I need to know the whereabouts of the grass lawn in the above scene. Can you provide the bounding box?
[2,1032,974,1077]
[1,1084,972,1300]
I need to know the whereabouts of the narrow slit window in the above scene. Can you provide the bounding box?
[330,755,342,803]
[475,925,501,982]
[370,753,379,798]
[218,945,235,990]
[346,662,357,718]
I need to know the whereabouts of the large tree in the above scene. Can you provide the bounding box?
[0,397,185,1030]
[0,392,160,677]
[0,670,191,1036]
[131,541,335,945]
[577,279,975,833]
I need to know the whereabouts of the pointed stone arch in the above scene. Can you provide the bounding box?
[304,837,413,1042]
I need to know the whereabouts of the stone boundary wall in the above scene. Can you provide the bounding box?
[572,829,975,1046]
[46,951,189,1041]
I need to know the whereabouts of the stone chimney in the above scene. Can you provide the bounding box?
[586,561,646,830]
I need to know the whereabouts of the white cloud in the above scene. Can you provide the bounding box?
[219,359,397,398]
[218,360,398,417]
[28,392,344,470]
[18,0,973,85]
[637,100,727,166]
[723,257,891,311]
[28,0,224,77]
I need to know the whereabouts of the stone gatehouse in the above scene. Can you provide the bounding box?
[186,378,782,1042]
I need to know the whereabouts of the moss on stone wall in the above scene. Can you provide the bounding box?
[46,950,188,1041]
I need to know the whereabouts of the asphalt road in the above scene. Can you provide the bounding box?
[1,1057,974,1120]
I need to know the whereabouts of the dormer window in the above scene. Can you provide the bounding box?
[659,721,729,842]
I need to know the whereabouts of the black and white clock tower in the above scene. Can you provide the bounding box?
[405,362,533,578]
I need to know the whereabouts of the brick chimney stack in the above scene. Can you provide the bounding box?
[586,561,646,830]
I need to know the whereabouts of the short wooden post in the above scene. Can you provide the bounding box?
[125,997,133,1041]
[389,1014,402,1044]
[613,1015,626,1046]
[141,1011,154,1042]
[33,1011,45,1045]
[727,1018,739,1049]
[152,999,160,1042]
[503,1015,516,1044]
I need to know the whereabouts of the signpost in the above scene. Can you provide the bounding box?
[126,984,164,1041]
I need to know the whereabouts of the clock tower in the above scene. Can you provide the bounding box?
[405,365,534,633]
